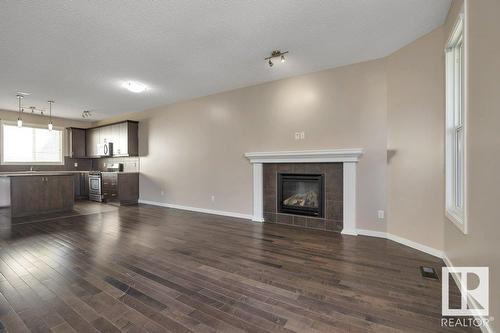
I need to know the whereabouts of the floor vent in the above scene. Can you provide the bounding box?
[420,266,439,280]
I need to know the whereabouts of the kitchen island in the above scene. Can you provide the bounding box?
[0,172,74,218]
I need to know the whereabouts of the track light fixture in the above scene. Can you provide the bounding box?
[13,93,55,129]
[82,110,92,118]
[265,50,289,68]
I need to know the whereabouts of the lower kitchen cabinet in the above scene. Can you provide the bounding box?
[102,172,138,205]
[9,174,74,217]
[74,172,89,199]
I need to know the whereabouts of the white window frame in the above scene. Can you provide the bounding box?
[0,121,65,166]
[445,11,467,234]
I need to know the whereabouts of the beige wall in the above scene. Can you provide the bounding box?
[97,60,388,231]
[100,29,449,249]
[386,28,446,251]
[443,0,500,330]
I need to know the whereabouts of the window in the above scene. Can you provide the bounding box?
[1,122,64,165]
[445,13,467,233]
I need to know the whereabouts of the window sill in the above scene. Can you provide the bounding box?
[446,209,467,234]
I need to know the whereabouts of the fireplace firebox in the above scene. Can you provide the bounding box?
[277,173,324,218]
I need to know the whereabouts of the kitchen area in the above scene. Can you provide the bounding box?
[0,120,139,222]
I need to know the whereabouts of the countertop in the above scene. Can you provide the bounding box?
[101,171,139,174]
[0,171,139,177]
[0,171,77,177]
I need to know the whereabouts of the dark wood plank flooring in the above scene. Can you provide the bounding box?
[0,203,476,332]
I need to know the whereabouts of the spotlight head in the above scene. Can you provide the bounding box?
[268,59,273,67]
[281,55,286,63]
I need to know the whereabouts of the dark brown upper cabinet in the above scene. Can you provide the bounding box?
[66,127,87,158]
[84,120,138,158]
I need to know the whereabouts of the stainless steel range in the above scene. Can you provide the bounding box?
[88,171,103,202]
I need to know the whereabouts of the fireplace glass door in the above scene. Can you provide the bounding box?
[278,173,324,217]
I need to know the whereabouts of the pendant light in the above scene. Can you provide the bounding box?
[48,100,54,131]
[16,94,23,127]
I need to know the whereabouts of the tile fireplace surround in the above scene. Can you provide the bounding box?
[245,149,363,235]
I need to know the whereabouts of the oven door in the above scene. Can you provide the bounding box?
[88,176,102,201]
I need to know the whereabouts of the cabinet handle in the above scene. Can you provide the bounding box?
[111,194,117,197]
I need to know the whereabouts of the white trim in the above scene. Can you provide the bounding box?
[387,233,443,258]
[445,8,468,235]
[356,228,386,238]
[340,229,358,236]
[244,148,363,164]
[355,229,443,258]
[252,163,264,222]
[343,162,357,235]
[443,255,494,333]
[138,199,254,220]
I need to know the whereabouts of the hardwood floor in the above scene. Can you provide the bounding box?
[0,203,476,332]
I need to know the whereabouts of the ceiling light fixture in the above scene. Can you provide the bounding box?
[48,100,54,131]
[82,110,92,118]
[122,81,147,93]
[14,94,56,130]
[265,50,289,68]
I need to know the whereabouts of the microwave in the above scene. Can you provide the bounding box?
[97,142,113,156]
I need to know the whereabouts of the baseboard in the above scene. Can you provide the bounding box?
[356,228,386,238]
[443,255,494,333]
[138,199,254,221]
[356,228,443,258]
[386,233,443,258]
[340,228,358,236]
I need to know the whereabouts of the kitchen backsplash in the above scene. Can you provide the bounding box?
[92,157,140,172]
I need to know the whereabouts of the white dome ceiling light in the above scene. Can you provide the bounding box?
[122,81,147,93]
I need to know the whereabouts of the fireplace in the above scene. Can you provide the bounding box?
[277,173,325,218]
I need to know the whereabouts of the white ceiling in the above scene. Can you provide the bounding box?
[0,0,451,120]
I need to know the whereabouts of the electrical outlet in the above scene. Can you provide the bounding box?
[160,190,165,196]
[74,162,78,168]
[294,131,305,140]
[211,195,215,203]
[377,210,385,219]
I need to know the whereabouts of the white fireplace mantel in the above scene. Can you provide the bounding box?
[244,149,363,235]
